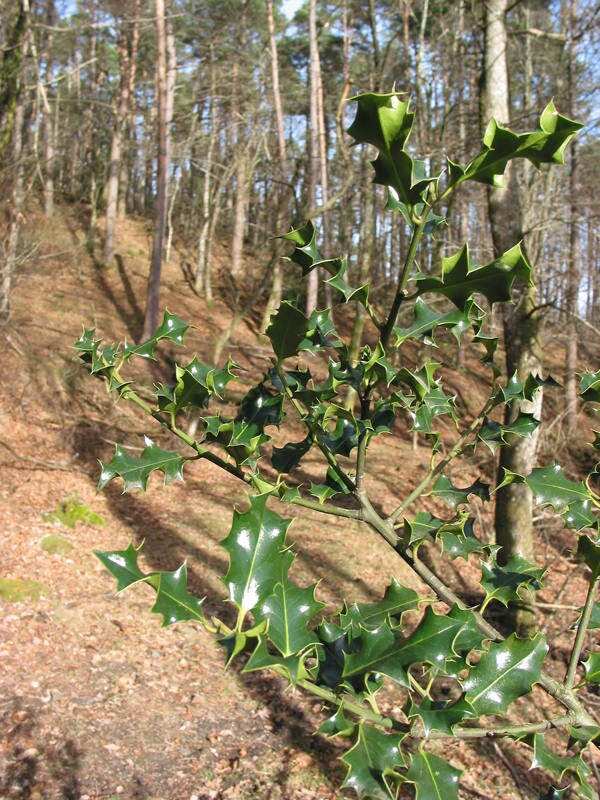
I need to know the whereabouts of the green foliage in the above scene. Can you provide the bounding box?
[78,92,599,799]
[41,495,104,528]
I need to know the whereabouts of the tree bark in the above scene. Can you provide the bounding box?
[306,0,320,315]
[564,0,580,434]
[142,0,173,340]
[483,0,542,636]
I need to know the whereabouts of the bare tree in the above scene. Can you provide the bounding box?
[142,0,174,340]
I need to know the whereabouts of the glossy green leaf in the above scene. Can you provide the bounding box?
[579,371,600,403]
[394,297,481,346]
[339,579,421,632]
[243,638,312,683]
[539,789,568,800]
[405,750,461,800]
[478,414,540,453]
[526,464,590,511]
[266,301,309,360]
[429,474,490,509]
[583,652,600,683]
[347,91,431,209]
[157,356,234,413]
[271,436,312,474]
[123,310,189,360]
[561,499,599,532]
[317,706,356,738]
[415,243,532,312]
[149,563,205,626]
[341,723,406,800]
[576,535,600,578]
[567,724,600,747]
[451,101,582,188]
[98,437,187,492]
[254,579,324,656]
[221,495,292,618]
[579,602,600,630]
[343,607,467,687]
[94,542,146,591]
[278,220,321,274]
[324,256,369,306]
[480,555,545,608]
[529,733,590,783]
[407,695,474,737]
[403,512,444,546]
[437,516,489,561]
[463,634,548,716]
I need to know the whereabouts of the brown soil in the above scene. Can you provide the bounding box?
[0,206,598,799]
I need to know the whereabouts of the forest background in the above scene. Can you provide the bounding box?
[1,1,600,799]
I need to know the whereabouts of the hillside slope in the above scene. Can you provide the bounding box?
[0,206,597,800]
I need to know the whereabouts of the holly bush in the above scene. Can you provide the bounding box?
[77,92,600,799]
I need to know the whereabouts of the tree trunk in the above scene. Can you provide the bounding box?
[305,0,320,315]
[260,0,289,332]
[103,20,131,265]
[483,0,541,636]
[564,0,580,434]
[142,0,173,340]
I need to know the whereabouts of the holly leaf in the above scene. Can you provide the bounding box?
[453,101,583,188]
[529,733,590,782]
[341,723,406,800]
[407,696,474,737]
[158,356,238,414]
[278,220,321,274]
[415,243,532,312]
[579,371,600,403]
[577,535,600,580]
[463,634,548,716]
[221,495,292,618]
[403,512,444,546]
[243,638,312,684]
[347,91,432,209]
[394,297,481,346]
[478,414,540,453]
[123,310,189,360]
[254,579,324,657]
[526,464,590,510]
[324,257,369,306]
[98,437,187,492]
[405,750,461,800]
[94,542,146,591]
[429,474,490,509]
[480,555,545,608]
[148,563,205,626]
[562,500,599,532]
[339,579,421,632]
[343,607,467,687]
[583,653,600,684]
[577,602,600,630]
[567,725,600,747]
[272,436,312,474]
[495,372,560,406]
[317,706,356,738]
[266,301,309,360]
[438,516,489,561]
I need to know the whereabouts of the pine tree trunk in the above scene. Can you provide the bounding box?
[483,0,541,637]
[142,0,173,340]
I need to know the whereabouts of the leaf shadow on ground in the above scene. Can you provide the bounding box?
[63,410,353,790]
[0,698,82,800]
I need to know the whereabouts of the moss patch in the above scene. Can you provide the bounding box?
[40,534,74,556]
[0,577,49,602]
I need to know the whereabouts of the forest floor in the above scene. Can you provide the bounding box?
[0,205,599,800]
